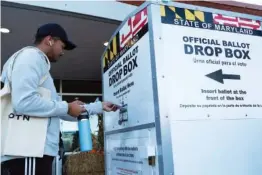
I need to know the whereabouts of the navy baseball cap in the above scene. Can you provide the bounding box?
[35,23,76,50]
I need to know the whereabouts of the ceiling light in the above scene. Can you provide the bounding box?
[104,42,108,46]
[0,28,10,33]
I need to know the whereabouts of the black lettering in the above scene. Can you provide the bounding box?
[195,45,204,55]
[124,64,128,76]
[202,38,207,44]
[242,50,250,59]
[109,69,123,87]
[23,115,30,121]
[8,113,31,121]
[108,62,122,77]
[132,48,136,55]
[204,46,214,56]
[183,36,189,42]
[225,48,233,58]
[132,57,138,68]
[16,115,22,120]
[119,69,122,77]
[235,96,244,100]
[128,61,133,71]
[234,50,242,59]
[225,48,250,59]
[222,40,227,47]
[123,57,138,76]
[184,44,193,54]
[123,46,139,64]
[9,113,15,118]
[134,45,138,53]
[185,45,223,57]
[214,47,222,56]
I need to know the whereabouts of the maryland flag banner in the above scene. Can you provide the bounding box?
[160,5,262,37]
[103,8,148,73]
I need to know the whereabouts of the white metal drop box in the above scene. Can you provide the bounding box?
[101,1,262,175]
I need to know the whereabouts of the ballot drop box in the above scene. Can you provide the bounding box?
[101,2,262,175]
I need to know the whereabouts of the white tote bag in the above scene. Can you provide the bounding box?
[1,46,51,158]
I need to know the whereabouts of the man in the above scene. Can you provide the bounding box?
[1,23,117,175]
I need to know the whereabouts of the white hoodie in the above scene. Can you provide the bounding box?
[1,46,103,162]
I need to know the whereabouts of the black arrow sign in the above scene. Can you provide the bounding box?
[206,69,241,84]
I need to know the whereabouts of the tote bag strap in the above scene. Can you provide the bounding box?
[39,74,49,86]
[7,46,50,87]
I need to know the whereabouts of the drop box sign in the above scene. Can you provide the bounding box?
[160,5,262,120]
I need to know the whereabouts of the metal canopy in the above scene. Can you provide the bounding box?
[1,1,121,81]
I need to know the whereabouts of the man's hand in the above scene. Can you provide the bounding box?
[102,101,119,112]
[68,100,86,117]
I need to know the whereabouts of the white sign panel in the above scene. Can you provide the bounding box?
[106,129,155,175]
[102,8,155,131]
[110,146,146,175]
[160,6,262,120]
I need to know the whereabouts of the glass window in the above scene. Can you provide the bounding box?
[61,95,101,103]
[62,80,102,94]
[61,131,78,152]
[53,79,60,92]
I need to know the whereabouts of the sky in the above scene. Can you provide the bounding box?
[233,0,262,5]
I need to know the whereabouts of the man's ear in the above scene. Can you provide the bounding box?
[45,36,53,46]
[49,41,53,46]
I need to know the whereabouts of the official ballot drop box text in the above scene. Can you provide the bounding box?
[101,2,262,175]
